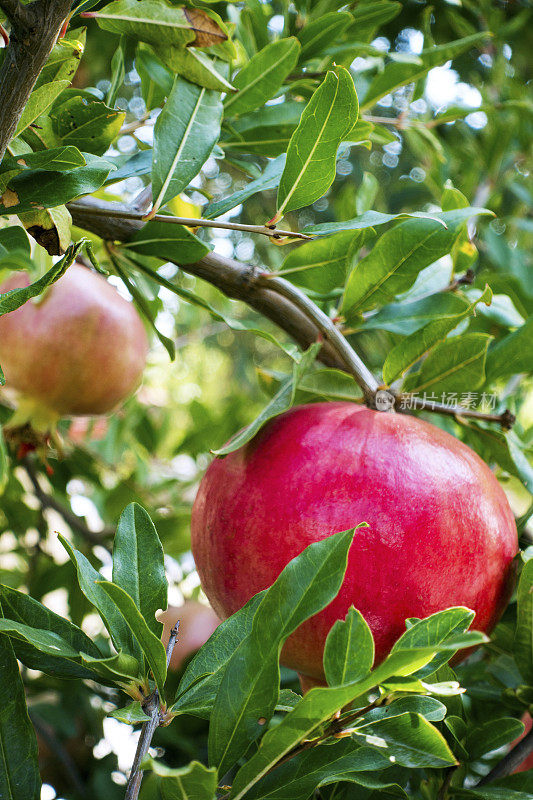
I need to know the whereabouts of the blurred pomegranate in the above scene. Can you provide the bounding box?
[158,601,220,671]
[0,264,148,421]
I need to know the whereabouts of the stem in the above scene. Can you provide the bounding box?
[257,273,382,405]
[401,395,515,429]
[476,724,533,786]
[67,202,312,241]
[124,623,180,800]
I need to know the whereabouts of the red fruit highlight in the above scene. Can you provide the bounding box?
[0,265,148,417]
[191,402,518,684]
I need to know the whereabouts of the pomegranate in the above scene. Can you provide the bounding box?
[0,264,148,421]
[158,601,220,672]
[191,402,517,684]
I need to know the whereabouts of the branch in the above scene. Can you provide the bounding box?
[22,457,114,543]
[0,0,72,162]
[67,197,515,427]
[124,623,180,800]
[67,203,312,242]
[67,198,348,372]
[477,724,533,785]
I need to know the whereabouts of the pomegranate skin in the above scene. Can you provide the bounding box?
[191,402,518,683]
[0,265,148,416]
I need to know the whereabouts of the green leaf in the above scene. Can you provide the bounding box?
[342,208,492,319]
[204,154,285,219]
[222,102,304,157]
[79,650,142,684]
[136,45,174,109]
[109,700,150,725]
[229,647,444,800]
[58,533,142,662]
[0,584,102,679]
[122,218,210,263]
[297,12,353,63]
[382,285,492,384]
[92,0,211,47]
[97,580,168,696]
[0,240,82,317]
[14,80,71,137]
[362,293,473,336]
[1,147,86,173]
[402,333,492,394]
[453,774,533,799]
[159,47,235,93]
[353,712,457,768]
[35,28,85,88]
[303,209,445,236]
[0,226,30,257]
[461,424,533,495]
[112,503,167,639]
[366,695,447,722]
[485,316,533,382]
[239,738,392,800]
[224,38,300,117]
[391,607,481,678]
[151,77,222,215]
[50,96,125,156]
[0,618,82,662]
[276,67,358,220]
[514,558,533,685]
[211,343,319,456]
[361,33,491,111]
[107,38,126,107]
[464,717,525,761]
[324,607,374,687]
[145,758,218,800]
[208,527,356,775]
[172,592,265,718]
[0,153,113,215]
[0,628,41,800]
[281,229,368,294]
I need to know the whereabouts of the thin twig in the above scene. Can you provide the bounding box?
[399,395,515,429]
[477,724,533,785]
[66,202,312,241]
[22,457,114,543]
[124,623,180,800]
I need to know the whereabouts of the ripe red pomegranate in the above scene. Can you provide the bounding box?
[0,265,148,419]
[158,601,220,672]
[192,402,518,685]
